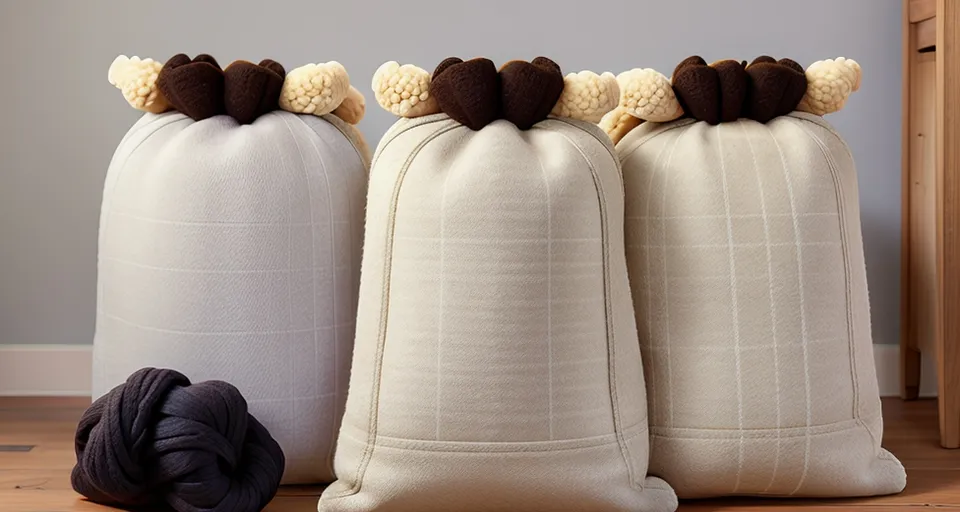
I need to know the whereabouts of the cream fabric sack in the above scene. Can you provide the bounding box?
[93,55,370,484]
[319,57,677,512]
[602,56,906,498]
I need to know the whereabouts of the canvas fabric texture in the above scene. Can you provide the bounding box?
[318,113,678,512]
[617,112,906,498]
[92,110,369,485]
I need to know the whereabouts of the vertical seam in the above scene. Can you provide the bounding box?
[296,113,370,478]
[283,113,337,477]
[533,141,554,440]
[319,114,368,168]
[280,117,296,469]
[342,126,359,460]
[741,122,783,494]
[540,123,641,490]
[427,125,482,443]
[95,115,191,391]
[617,119,699,163]
[435,158,454,441]
[717,125,745,493]
[660,128,688,427]
[370,114,451,162]
[794,121,867,442]
[277,114,321,479]
[641,131,678,429]
[765,124,813,496]
[325,122,463,499]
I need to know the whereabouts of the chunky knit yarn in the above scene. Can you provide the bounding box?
[71,367,285,512]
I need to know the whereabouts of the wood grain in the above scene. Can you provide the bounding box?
[902,0,923,400]
[910,0,937,23]
[0,398,958,510]
[909,52,938,361]
[918,16,938,50]
[936,0,960,450]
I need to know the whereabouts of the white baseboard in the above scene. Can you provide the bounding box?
[0,345,92,396]
[0,343,940,398]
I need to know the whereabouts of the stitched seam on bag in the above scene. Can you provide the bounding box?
[349,123,464,493]
[120,111,188,143]
[304,113,369,171]
[549,117,629,206]
[327,123,464,499]
[101,115,191,222]
[367,421,649,447]
[280,112,346,480]
[339,425,649,454]
[788,121,858,416]
[787,113,853,154]
[537,121,642,492]
[637,126,691,461]
[771,120,889,471]
[528,133,556,439]
[801,123,860,423]
[371,430,649,454]
[763,123,818,495]
[547,117,620,163]
[96,114,191,386]
[98,115,192,308]
[370,114,452,163]
[275,113,331,479]
[279,120,298,480]
[651,418,861,439]
[618,119,698,164]
[792,121,877,451]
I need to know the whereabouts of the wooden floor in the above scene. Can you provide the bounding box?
[1,397,957,511]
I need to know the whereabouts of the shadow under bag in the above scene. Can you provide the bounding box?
[319,57,678,512]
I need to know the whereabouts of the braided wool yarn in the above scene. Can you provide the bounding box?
[71,367,285,512]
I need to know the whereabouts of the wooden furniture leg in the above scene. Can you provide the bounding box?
[902,1,923,400]
[936,0,960,449]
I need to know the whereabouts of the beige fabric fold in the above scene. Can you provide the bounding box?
[617,112,906,498]
[319,114,677,512]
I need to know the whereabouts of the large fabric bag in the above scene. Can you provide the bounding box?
[318,57,678,512]
[601,56,906,498]
[93,54,370,484]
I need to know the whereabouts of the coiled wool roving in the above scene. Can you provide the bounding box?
[71,367,285,512]
[95,54,370,484]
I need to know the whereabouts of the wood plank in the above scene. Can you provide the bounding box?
[909,53,938,362]
[903,0,923,399]
[910,0,937,23]
[0,491,322,512]
[682,505,952,512]
[936,0,960,450]
[0,397,91,409]
[0,490,113,512]
[918,16,938,51]
[0,470,328,495]
[0,398,957,510]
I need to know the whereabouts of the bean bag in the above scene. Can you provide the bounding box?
[318,57,678,512]
[93,54,370,484]
[601,56,906,498]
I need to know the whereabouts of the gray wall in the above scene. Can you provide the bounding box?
[0,0,902,345]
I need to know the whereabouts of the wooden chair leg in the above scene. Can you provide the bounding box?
[902,344,922,400]
[937,0,960,449]
[941,340,960,448]
[901,0,928,402]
